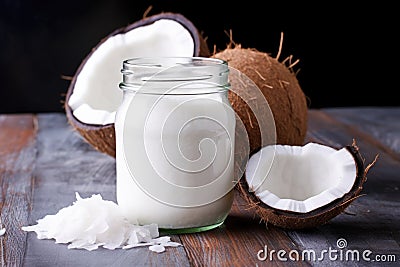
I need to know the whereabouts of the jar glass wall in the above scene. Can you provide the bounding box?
[115,57,236,233]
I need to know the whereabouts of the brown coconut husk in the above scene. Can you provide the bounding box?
[237,141,379,229]
[212,36,308,154]
[65,12,210,157]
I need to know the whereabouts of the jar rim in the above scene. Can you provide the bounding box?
[123,56,228,67]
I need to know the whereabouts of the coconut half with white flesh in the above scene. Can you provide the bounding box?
[65,12,210,156]
[238,141,377,229]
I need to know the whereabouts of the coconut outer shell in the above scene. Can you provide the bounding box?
[237,142,377,229]
[65,12,211,157]
[212,45,308,154]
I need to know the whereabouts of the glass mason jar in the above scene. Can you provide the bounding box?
[115,57,236,233]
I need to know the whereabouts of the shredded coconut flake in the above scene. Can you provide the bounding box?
[21,192,182,253]
[149,244,166,253]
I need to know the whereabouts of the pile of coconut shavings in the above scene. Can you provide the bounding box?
[21,193,182,252]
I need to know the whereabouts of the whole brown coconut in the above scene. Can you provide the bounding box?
[65,12,210,157]
[237,142,378,229]
[212,45,308,154]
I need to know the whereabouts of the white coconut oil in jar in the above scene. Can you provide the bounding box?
[115,57,235,233]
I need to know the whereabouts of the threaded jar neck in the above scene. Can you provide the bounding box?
[119,57,229,95]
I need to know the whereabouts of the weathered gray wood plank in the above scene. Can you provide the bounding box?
[23,113,190,267]
[284,109,399,266]
[180,190,310,267]
[324,107,400,155]
[2,108,398,267]
[0,115,37,267]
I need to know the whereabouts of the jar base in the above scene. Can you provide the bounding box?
[159,220,225,234]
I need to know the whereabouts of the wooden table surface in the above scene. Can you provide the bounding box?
[0,107,399,266]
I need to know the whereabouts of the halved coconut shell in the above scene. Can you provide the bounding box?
[65,12,210,157]
[237,141,378,229]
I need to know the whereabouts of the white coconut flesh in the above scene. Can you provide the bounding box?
[245,143,357,213]
[68,19,195,125]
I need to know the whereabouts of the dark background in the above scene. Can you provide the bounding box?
[0,0,397,113]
